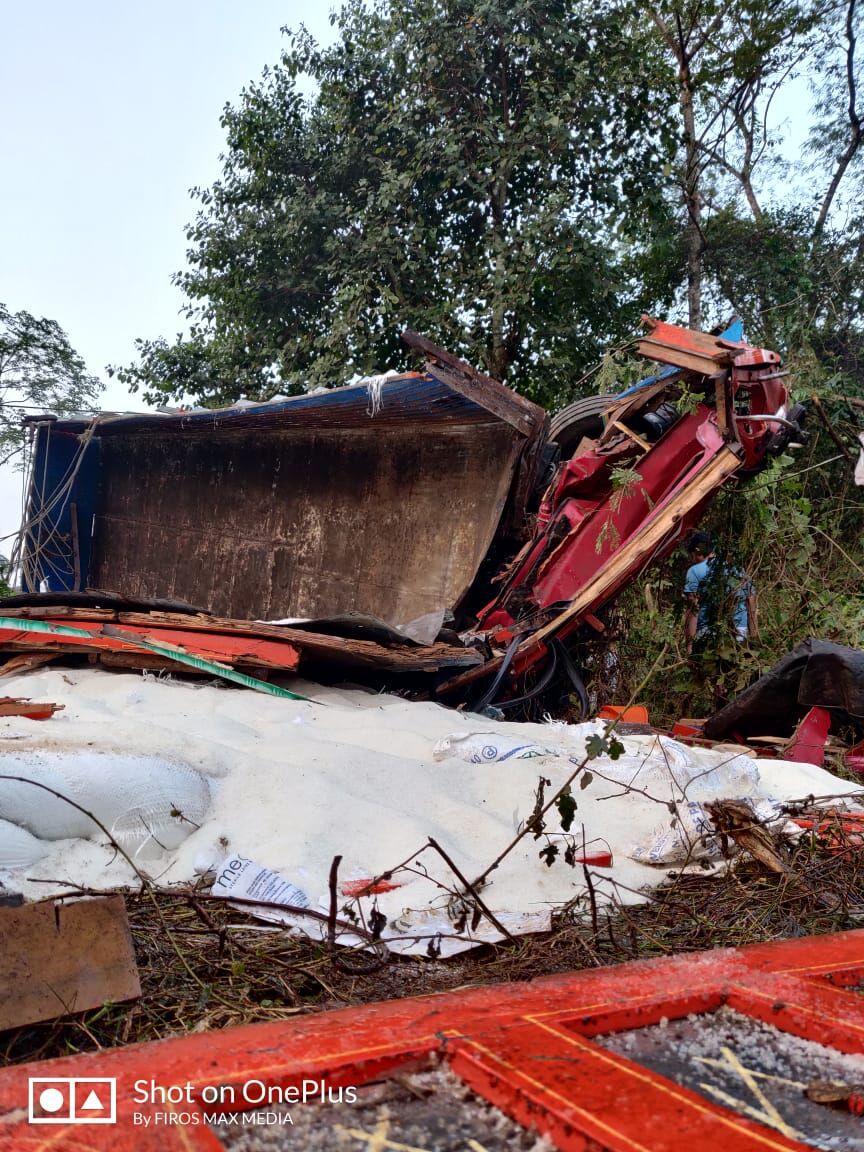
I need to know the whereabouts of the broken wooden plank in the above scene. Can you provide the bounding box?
[0,896,140,1031]
[637,339,730,375]
[0,697,63,719]
[0,606,482,673]
[423,362,541,439]
[0,652,58,679]
[401,330,547,438]
[0,617,312,701]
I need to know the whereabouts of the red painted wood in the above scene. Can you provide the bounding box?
[0,619,301,671]
[5,930,864,1151]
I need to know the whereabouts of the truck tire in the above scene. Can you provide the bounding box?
[548,394,614,458]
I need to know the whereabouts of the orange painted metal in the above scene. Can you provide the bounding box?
[598,704,650,724]
[6,930,864,1150]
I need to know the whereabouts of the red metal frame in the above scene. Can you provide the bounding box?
[6,929,864,1151]
[784,706,833,767]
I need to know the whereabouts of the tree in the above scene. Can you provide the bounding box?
[644,0,822,328]
[811,0,862,234]
[698,0,863,378]
[0,303,101,466]
[0,556,11,598]
[115,0,675,409]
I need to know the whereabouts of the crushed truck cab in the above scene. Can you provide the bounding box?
[436,317,802,706]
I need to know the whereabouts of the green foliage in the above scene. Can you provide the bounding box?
[585,732,625,760]
[0,303,101,466]
[0,557,12,598]
[703,207,864,387]
[115,0,675,408]
[556,786,577,832]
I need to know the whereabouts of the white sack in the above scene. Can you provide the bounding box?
[0,750,211,855]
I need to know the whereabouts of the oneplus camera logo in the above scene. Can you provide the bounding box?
[28,1077,117,1124]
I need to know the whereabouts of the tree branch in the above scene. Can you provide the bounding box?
[815,0,862,233]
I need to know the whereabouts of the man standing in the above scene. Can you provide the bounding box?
[683,531,757,651]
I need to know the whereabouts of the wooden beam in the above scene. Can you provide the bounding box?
[638,339,728,376]
[0,609,481,674]
[424,362,542,439]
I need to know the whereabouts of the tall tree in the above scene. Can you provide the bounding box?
[810,0,862,233]
[700,0,863,373]
[115,0,674,408]
[0,303,101,466]
[645,0,821,327]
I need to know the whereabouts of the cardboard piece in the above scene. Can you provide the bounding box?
[0,895,140,1031]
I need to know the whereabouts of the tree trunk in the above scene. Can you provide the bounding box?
[680,61,703,330]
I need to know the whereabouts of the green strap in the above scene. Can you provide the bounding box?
[0,615,318,703]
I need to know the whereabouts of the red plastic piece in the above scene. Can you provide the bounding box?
[340,877,405,897]
[573,850,614,866]
[672,718,704,739]
[846,738,864,776]
[785,706,832,767]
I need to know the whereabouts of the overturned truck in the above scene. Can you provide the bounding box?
[14,317,802,709]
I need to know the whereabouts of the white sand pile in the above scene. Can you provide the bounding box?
[0,668,858,956]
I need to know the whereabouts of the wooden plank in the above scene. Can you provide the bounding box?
[0,896,140,1031]
[638,338,728,375]
[0,697,63,719]
[424,362,541,438]
[402,330,546,436]
[0,652,58,678]
[0,608,481,673]
[610,419,652,452]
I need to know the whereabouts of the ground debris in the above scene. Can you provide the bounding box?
[4,818,864,1067]
[707,798,792,875]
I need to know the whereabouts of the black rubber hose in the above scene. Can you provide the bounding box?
[551,638,589,720]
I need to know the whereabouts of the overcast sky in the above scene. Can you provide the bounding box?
[0,1,337,547]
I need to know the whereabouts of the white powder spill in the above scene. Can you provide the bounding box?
[0,668,858,956]
[215,1063,556,1151]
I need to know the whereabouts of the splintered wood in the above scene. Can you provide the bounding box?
[0,604,480,681]
[0,696,63,719]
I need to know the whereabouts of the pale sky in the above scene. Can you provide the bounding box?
[0,0,337,547]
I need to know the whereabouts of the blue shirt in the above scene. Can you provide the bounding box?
[684,557,753,637]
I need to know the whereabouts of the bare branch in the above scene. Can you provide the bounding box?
[816,0,862,233]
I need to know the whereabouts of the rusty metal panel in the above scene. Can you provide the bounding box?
[89,424,522,626]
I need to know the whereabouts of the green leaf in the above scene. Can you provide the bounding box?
[557,787,578,831]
